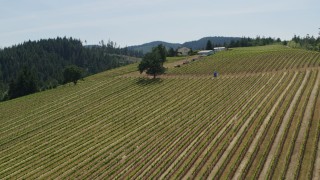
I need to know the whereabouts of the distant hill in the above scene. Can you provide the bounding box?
[128,41,181,54]
[182,36,241,50]
[128,36,241,53]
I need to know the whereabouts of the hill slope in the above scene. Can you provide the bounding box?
[1,45,320,179]
[0,37,139,99]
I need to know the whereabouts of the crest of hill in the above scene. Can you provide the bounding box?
[182,36,240,50]
[128,36,241,53]
[128,41,181,54]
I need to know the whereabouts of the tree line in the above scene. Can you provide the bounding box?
[228,33,320,52]
[0,37,141,101]
[227,36,281,48]
[286,34,320,51]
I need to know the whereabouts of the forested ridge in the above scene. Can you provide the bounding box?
[0,37,141,100]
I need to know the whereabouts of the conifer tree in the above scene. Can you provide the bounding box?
[206,40,213,50]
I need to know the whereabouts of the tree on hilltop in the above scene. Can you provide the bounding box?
[138,45,166,79]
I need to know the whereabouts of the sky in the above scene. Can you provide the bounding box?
[0,0,319,48]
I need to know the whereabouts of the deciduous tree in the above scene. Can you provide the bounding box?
[63,65,83,85]
[138,46,166,79]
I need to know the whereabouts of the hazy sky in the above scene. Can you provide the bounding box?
[0,0,319,47]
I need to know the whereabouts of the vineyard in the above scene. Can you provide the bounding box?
[0,45,320,179]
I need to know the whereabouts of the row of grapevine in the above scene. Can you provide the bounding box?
[1,45,320,179]
[168,46,320,75]
[84,74,272,179]
[208,72,295,179]
[0,71,266,178]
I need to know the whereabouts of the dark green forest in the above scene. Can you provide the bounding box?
[227,36,282,48]
[0,37,142,100]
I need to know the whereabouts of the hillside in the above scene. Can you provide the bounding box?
[0,37,140,100]
[1,45,320,179]
[128,36,240,53]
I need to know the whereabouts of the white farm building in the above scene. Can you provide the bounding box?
[198,50,214,56]
[214,47,226,52]
[177,47,191,56]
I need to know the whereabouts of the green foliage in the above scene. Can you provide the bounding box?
[0,37,138,99]
[167,47,176,57]
[188,48,197,56]
[206,40,213,50]
[228,36,277,48]
[63,65,83,85]
[138,52,165,79]
[289,34,320,51]
[283,41,288,46]
[182,37,240,50]
[8,67,38,99]
[0,45,320,179]
[152,44,167,65]
[287,41,301,48]
[138,45,167,78]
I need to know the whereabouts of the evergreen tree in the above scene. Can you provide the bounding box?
[227,36,277,48]
[188,48,195,55]
[8,67,38,99]
[152,44,167,65]
[168,47,176,57]
[0,37,139,100]
[206,40,213,50]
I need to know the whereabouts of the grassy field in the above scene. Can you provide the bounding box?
[1,45,320,179]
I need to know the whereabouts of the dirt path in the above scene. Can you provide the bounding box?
[164,55,201,69]
[122,55,200,78]
[285,71,320,179]
[258,71,310,179]
[232,72,298,179]
[121,66,320,80]
[206,73,287,180]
